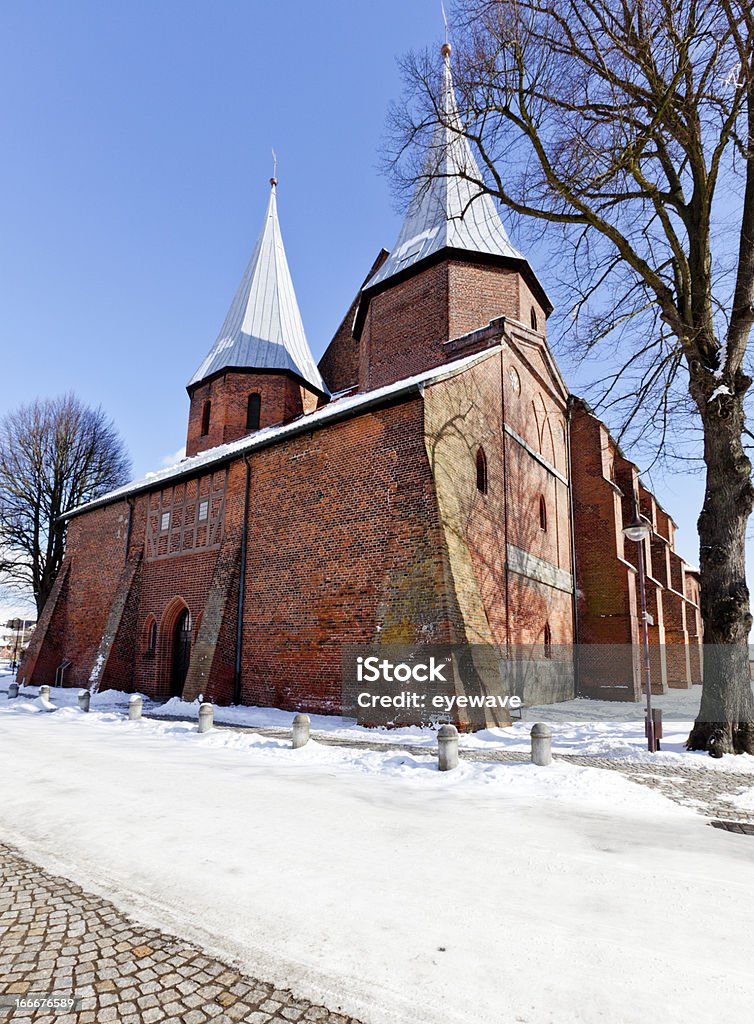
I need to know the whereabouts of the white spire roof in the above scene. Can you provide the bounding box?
[366,47,524,290]
[189,180,329,395]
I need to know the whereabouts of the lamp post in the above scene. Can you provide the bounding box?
[622,512,657,753]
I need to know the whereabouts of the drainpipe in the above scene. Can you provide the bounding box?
[234,455,252,705]
[565,395,580,694]
[125,496,135,560]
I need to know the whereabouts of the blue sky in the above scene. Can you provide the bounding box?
[0,0,737,615]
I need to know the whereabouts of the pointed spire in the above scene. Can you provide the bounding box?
[366,43,526,290]
[189,178,329,396]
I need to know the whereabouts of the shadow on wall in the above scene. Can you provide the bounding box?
[423,364,575,711]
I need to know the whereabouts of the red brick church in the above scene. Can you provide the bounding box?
[22,47,702,726]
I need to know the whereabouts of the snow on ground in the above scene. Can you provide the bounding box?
[3,672,754,786]
[2,674,754,1024]
[53,677,753,773]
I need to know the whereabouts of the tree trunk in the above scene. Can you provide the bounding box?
[687,390,754,755]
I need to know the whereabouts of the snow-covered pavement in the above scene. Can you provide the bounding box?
[149,685,754,771]
[1,677,754,1024]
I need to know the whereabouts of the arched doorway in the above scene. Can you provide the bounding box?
[170,608,192,698]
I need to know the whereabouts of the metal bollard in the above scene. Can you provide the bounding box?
[291,713,310,749]
[7,682,18,699]
[128,694,143,721]
[78,690,91,713]
[39,685,51,702]
[198,702,213,734]
[438,724,459,771]
[530,723,553,766]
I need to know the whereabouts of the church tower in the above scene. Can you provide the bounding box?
[353,43,551,392]
[186,178,329,457]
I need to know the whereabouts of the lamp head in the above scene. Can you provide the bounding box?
[623,515,651,543]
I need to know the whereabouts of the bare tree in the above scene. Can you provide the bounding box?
[0,394,131,615]
[391,0,754,752]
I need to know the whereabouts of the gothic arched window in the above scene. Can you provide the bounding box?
[145,616,157,654]
[201,400,211,437]
[476,447,488,494]
[247,393,261,430]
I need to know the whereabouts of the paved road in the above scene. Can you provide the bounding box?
[0,845,363,1024]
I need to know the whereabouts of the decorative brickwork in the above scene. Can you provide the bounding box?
[145,472,227,561]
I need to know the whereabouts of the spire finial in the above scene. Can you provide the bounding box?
[441,1,451,57]
[270,148,278,188]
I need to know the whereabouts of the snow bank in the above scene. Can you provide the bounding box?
[2,696,754,1024]
[3,679,754,773]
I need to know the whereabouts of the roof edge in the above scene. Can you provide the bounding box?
[63,346,503,523]
[186,364,330,399]
[353,248,553,340]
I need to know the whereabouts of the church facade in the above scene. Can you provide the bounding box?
[22,49,703,725]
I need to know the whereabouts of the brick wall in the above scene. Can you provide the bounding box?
[186,371,319,457]
[424,344,574,709]
[319,249,388,394]
[358,257,548,392]
[424,346,569,655]
[318,296,360,395]
[447,262,545,343]
[570,400,702,698]
[237,394,455,714]
[359,262,451,391]
[24,502,132,690]
[570,401,642,699]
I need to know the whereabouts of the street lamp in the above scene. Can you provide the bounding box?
[622,511,657,753]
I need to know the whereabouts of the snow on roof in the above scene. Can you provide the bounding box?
[65,345,502,521]
[187,180,329,397]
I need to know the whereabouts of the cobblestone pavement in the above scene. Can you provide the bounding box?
[572,758,754,824]
[146,714,754,826]
[0,845,363,1024]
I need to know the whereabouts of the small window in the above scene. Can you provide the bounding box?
[539,495,547,531]
[200,399,211,436]
[198,500,209,522]
[160,511,170,532]
[147,620,157,653]
[530,308,538,331]
[476,447,488,494]
[544,622,552,659]
[246,393,261,430]
[508,367,520,394]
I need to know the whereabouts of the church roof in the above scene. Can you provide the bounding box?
[188,180,329,396]
[65,345,501,521]
[365,46,529,291]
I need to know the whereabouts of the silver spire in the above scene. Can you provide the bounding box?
[189,179,329,396]
[367,44,524,290]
